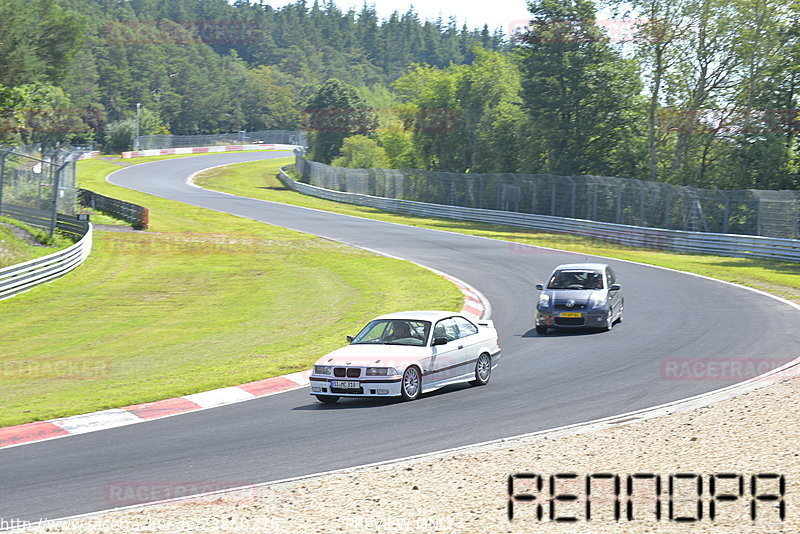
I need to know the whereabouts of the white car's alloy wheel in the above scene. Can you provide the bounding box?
[470,353,491,386]
[401,366,421,400]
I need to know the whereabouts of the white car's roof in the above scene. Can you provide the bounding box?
[373,310,463,322]
[552,263,608,272]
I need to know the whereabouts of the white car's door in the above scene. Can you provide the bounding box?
[425,318,465,386]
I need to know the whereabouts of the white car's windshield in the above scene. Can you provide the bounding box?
[352,319,431,346]
[547,270,604,290]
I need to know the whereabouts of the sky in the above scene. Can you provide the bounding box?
[263,0,532,34]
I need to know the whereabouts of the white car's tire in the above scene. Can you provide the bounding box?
[400,366,421,401]
[470,353,491,386]
[315,395,339,404]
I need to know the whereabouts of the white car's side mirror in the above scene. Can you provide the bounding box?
[535,283,544,291]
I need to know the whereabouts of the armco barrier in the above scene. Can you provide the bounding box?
[79,189,149,229]
[0,224,92,300]
[279,168,800,262]
[121,143,301,159]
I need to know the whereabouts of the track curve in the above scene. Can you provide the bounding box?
[1,151,798,522]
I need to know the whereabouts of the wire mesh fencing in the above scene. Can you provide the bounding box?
[0,146,81,234]
[295,155,800,239]
[135,130,307,150]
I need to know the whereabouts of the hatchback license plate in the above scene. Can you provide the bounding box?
[331,380,360,389]
[559,312,582,318]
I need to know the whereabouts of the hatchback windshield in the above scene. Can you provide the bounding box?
[547,270,604,290]
[351,319,431,346]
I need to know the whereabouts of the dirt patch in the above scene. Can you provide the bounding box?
[0,222,44,247]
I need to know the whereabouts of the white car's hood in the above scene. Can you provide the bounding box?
[316,343,429,367]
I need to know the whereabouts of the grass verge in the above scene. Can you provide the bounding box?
[0,217,74,268]
[195,159,800,301]
[0,156,462,427]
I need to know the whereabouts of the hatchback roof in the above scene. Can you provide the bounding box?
[552,263,608,272]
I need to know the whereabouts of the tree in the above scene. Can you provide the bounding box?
[331,135,389,168]
[304,78,376,163]
[103,108,165,153]
[518,0,644,176]
[0,83,88,146]
[240,66,300,130]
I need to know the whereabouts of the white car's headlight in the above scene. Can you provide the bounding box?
[538,294,550,308]
[314,365,332,375]
[366,367,398,376]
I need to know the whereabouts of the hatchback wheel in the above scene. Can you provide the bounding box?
[315,395,339,404]
[535,325,549,335]
[400,366,421,401]
[470,353,492,386]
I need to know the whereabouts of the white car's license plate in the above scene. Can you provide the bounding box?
[331,381,360,389]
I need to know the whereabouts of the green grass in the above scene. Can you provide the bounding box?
[0,217,73,268]
[0,156,462,427]
[195,159,800,302]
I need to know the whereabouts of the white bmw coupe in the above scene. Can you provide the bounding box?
[309,311,501,403]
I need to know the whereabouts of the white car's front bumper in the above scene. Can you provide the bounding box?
[309,375,404,397]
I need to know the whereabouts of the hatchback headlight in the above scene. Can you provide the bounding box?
[366,367,398,376]
[589,295,608,309]
[538,294,550,308]
[314,365,332,375]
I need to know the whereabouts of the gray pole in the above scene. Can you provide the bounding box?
[134,103,141,150]
[0,151,6,216]
[49,163,60,236]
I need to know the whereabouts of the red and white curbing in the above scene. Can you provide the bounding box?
[78,150,100,160]
[0,279,486,449]
[121,143,301,159]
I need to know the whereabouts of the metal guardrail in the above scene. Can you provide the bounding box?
[135,130,307,150]
[279,168,800,262]
[79,189,149,229]
[0,224,93,300]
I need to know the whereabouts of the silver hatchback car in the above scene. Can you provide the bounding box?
[534,263,624,334]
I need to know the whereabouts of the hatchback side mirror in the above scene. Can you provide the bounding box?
[610,284,621,291]
[346,335,355,343]
[535,283,544,291]
[432,337,448,346]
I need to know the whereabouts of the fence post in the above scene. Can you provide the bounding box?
[721,191,730,234]
[49,161,61,236]
[0,150,6,215]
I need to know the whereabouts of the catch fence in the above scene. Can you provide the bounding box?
[295,155,800,240]
[0,147,81,235]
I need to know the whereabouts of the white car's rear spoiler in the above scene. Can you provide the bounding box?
[477,320,494,329]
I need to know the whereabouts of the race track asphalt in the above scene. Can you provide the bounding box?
[1,151,797,523]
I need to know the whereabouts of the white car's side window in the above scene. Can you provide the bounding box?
[454,317,478,338]
[433,318,459,342]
